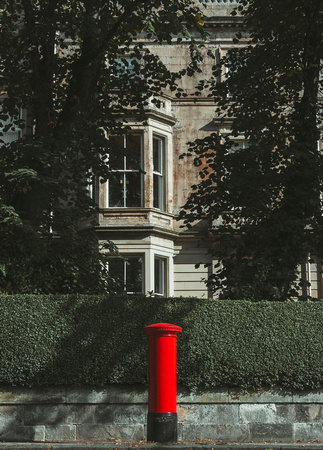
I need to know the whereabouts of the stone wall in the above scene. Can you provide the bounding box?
[0,385,322,443]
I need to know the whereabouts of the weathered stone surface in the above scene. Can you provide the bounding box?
[293,422,323,441]
[33,425,45,441]
[45,425,76,441]
[0,425,36,442]
[181,424,250,441]
[24,405,75,425]
[293,390,323,403]
[0,407,34,442]
[75,405,114,425]
[178,404,200,423]
[0,386,322,443]
[66,386,147,404]
[76,424,145,441]
[177,422,183,441]
[0,387,66,405]
[293,404,323,422]
[0,405,24,426]
[199,404,240,425]
[250,424,293,441]
[114,405,147,425]
[178,387,229,403]
[230,388,293,404]
[239,403,278,424]
[275,404,295,423]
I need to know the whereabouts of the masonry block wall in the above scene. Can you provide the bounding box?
[0,385,322,443]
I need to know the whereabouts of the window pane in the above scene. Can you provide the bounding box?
[153,173,162,209]
[109,136,125,170]
[153,137,162,173]
[108,134,142,208]
[126,256,143,293]
[110,57,141,85]
[108,258,125,290]
[0,108,24,145]
[108,256,143,293]
[126,134,141,170]
[155,257,166,296]
[87,168,95,199]
[109,172,124,207]
[153,136,164,210]
[126,172,141,207]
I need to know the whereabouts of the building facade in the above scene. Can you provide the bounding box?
[2,0,322,298]
[95,0,322,299]
[94,1,238,297]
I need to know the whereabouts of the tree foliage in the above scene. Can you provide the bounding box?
[181,0,323,300]
[0,0,202,293]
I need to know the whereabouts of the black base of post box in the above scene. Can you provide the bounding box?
[147,412,178,443]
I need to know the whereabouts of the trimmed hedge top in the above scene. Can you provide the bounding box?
[0,294,322,391]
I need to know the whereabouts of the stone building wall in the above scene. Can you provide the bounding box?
[0,385,322,443]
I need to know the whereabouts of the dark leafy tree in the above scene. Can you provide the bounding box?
[0,0,203,294]
[181,0,323,300]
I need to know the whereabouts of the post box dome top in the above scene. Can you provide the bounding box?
[143,323,182,335]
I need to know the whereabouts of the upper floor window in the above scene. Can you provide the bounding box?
[108,134,143,207]
[104,128,171,211]
[153,135,165,210]
[0,107,26,146]
[111,57,141,77]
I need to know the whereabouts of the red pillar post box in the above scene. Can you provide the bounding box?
[143,323,182,443]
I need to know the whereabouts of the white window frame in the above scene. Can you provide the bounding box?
[154,256,167,296]
[152,135,165,210]
[106,133,144,208]
[228,139,248,154]
[107,240,175,297]
[87,167,95,200]
[108,254,144,294]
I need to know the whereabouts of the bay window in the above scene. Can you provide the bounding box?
[108,255,144,294]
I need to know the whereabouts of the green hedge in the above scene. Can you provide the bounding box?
[0,294,322,391]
